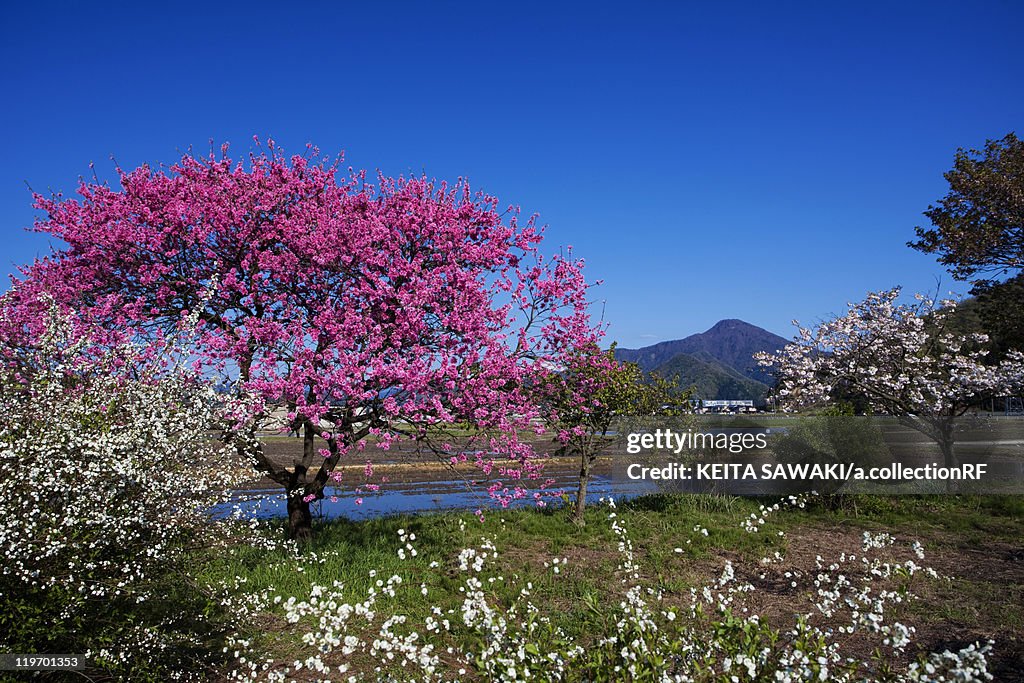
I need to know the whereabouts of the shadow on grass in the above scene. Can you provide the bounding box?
[0,566,238,682]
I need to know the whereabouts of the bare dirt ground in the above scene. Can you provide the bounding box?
[235,434,604,489]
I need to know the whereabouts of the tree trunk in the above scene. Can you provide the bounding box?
[286,421,317,541]
[286,486,314,541]
[937,418,958,468]
[939,434,956,469]
[938,420,957,494]
[573,452,591,526]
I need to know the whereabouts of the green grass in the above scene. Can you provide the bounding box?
[775,493,1024,540]
[195,493,1024,680]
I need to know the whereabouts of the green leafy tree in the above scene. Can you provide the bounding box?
[540,343,690,525]
[909,132,1024,281]
[910,133,1024,359]
[969,273,1024,358]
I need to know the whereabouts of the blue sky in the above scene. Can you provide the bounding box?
[1,1,1021,347]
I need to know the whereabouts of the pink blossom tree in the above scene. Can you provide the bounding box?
[7,140,601,539]
[756,288,1024,468]
[537,343,689,525]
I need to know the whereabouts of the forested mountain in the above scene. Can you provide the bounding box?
[649,350,771,402]
[614,319,788,389]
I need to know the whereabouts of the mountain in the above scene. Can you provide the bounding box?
[650,351,770,402]
[615,319,789,385]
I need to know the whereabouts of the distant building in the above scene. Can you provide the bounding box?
[690,399,756,413]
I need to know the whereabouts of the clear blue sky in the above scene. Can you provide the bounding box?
[1,1,1021,347]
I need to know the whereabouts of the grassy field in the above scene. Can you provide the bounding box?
[198,493,1024,681]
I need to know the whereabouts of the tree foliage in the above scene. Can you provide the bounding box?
[6,140,601,538]
[966,273,1024,358]
[539,343,690,523]
[756,288,1024,466]
[909,132,1024,281]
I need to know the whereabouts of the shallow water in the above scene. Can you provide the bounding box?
[215,474,661,521]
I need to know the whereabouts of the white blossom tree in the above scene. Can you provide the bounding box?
[756,288,1024,468]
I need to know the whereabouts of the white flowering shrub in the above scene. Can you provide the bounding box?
[0,301,248,679]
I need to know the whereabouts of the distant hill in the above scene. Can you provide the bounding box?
[615,319,789,385]
[650,351,770,402]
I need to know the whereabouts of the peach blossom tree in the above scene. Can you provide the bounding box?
[537,343,689,524]
[7,140,601,538]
